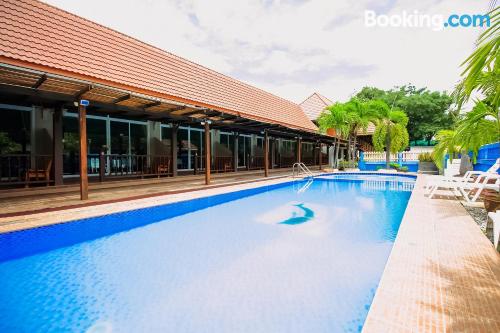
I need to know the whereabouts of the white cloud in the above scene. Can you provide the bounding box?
[43,0,488,104]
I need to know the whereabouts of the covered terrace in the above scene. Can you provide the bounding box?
[0,0,345,199]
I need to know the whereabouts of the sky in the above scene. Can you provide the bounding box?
[43,0,490,105]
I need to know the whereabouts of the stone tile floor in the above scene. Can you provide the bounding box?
[363,175,500,332]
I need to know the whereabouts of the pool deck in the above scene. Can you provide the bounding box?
[0,172,499,331]
[0,168,299,219]
[0,170,302,233]
[363,175,500,332]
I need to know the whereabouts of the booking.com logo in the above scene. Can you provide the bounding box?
[365,10,491,31]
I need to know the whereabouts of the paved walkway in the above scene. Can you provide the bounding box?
[363,175,500,332]
[0,169,296,217]
[0,173,298,233]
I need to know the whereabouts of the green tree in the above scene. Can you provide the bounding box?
[371,100,410,169]
[318,102,349,167]
[355,85,455,144]
[318,99,378,166]
[343,98,378,161]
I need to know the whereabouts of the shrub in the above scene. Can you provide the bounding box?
[338,160,358,170]
[399,166,409,172]
[418,152,434,162]
[389,162,401,169]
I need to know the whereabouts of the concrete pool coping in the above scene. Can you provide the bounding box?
[362,174,500,332]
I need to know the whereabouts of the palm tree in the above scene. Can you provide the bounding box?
[317,103,349,167]
[432,129,459,170]
[432,101,498,170]
[343,99,377,162]
[454,7,499,111]
[370,100,410,169]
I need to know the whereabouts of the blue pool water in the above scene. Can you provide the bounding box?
[0,175,414,333]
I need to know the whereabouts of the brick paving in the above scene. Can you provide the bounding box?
[363,175,500,332]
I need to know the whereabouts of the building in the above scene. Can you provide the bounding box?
[299,92,375,166]
[0,0,344,197]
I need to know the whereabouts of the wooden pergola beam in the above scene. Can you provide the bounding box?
[143,101,162,109]
[32,74,47,89]
[74,85,92,100]
[112,94,131,104]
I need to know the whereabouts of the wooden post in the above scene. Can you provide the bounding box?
[99,150,105,182]
[233,133,238,172]
[319,142,322,170]
[264,130,269,177]
[296,137,302,163]
[78,102,88,200]
[270,138,275,169]
[204,121,211,185]
[52,106,63,186]
[171,124,178,177]
[194,151,198,175]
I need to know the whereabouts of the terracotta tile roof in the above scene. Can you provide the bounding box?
[357,122,376,135]
[299,92,333,120]
[0,0,318,133]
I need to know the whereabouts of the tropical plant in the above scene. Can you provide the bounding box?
[433,102,499,171]
[454,101,499,162]
[370,100,410,169]
[343,98,378,162]
[0,132,21,154]
[431,129,459,170]
[318,102,349,167]
[453,7,500,111]
[418,152,433,162]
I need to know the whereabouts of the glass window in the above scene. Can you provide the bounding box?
[110,121,129,155]
[130,123,147,155]
[177,128,189,169]
[256,137,263,149]
[160,127,172,155]
[238,136,251,167]
[190,129,203,169]
[62,115,79,175]
[87,118,107,155]
[0,108,31,154]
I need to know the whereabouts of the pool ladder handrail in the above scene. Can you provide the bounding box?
[292,162,314,179]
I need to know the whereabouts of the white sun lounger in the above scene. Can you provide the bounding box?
[425,158,499,193]
[428,172,499,201]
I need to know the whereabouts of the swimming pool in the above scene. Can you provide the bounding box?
[0,175,415,332]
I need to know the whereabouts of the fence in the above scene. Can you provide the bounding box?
[362,151,421,162]
[359,151,420,172]
[0,154,53,186]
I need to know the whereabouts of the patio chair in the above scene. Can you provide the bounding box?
[156,162,170,177]
[428,171,499,202]
[425,158,499,193]
[457,173,500,203]
[25,158,52,186]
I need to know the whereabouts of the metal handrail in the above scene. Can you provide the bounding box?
[292,162,314,178]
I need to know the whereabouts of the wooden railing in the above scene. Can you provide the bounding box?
[279,156,296,168]
[212,156,234,173]
[247,155,264,170]
[0,154,53,186]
